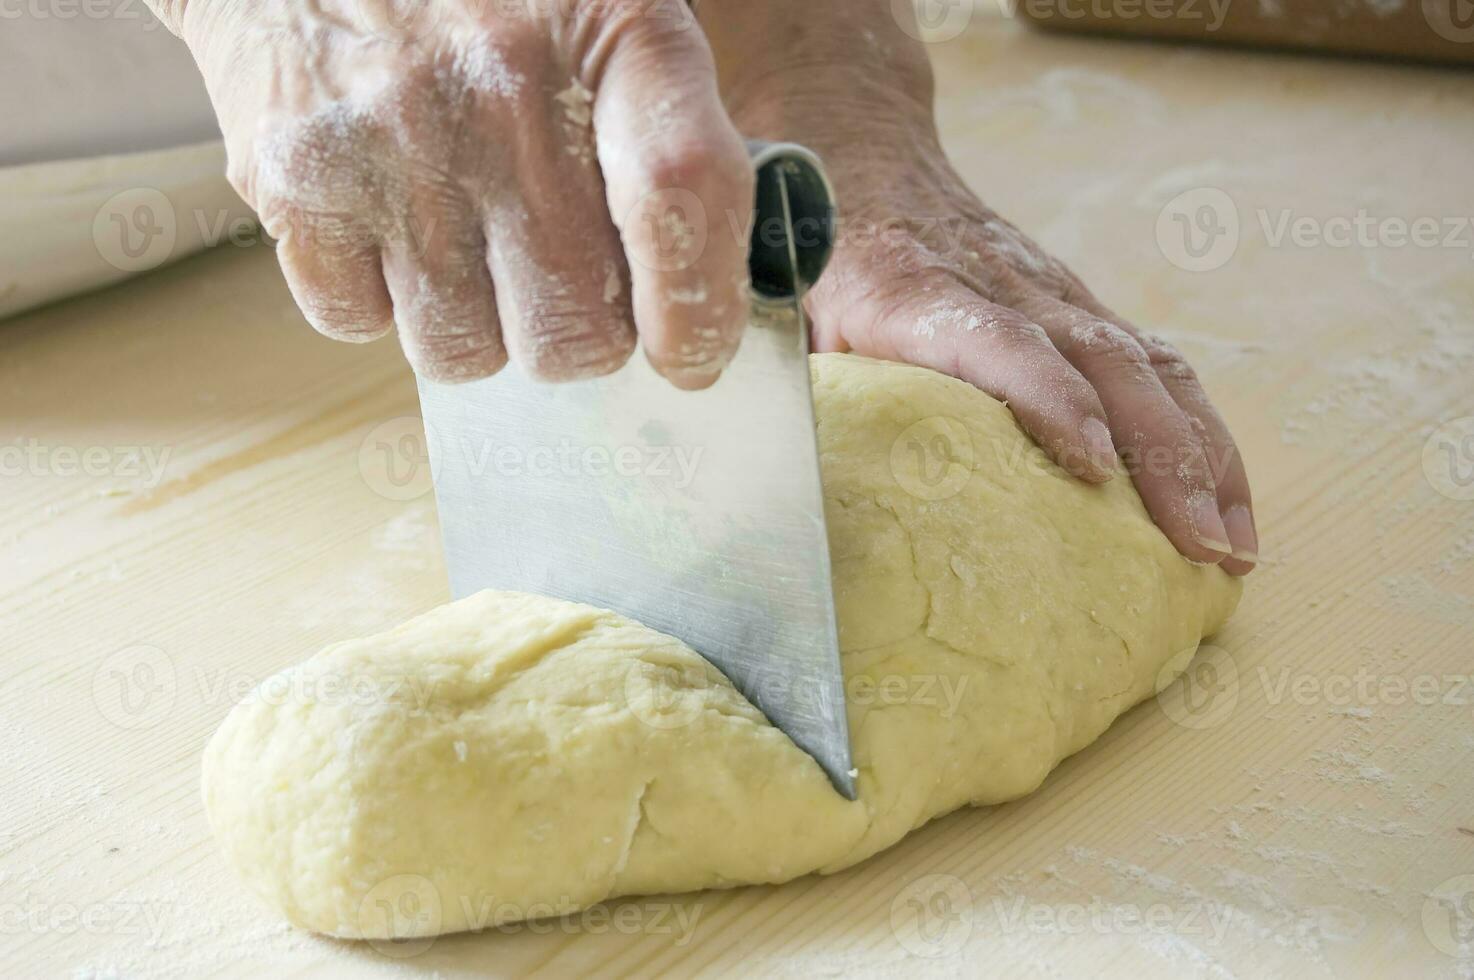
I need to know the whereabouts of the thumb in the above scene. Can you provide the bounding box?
[589,5,755,389]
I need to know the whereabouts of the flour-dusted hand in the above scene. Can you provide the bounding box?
[149,0,753,387]
[700,0,1258,574]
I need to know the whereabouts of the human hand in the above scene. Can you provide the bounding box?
[158,0,753,388]
[701,0,1257,572]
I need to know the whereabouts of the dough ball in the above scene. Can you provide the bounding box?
[202,353,1240,938]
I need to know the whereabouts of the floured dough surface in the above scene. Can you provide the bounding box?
[202,353,1240,938]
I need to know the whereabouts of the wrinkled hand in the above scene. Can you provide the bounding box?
[162,0,753,387]
[702,0,1257,573]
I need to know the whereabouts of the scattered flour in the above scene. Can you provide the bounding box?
[369,504,432,554]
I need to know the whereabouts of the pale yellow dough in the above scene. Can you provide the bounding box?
[202,353,1240,938]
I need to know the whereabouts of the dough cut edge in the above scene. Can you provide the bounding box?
[201,353,1241,939]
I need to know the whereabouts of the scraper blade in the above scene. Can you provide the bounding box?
[417,142,855,798]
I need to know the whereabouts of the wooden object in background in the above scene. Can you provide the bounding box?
[1016,0,1474,64]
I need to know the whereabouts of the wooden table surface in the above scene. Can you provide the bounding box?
[4,12,1473,979]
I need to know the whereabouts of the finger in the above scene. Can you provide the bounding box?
[248,110,396,344]
[1018,293,1234,564]
[1134,332,1258,573]
[1068,291,1259,573]
[591,10,753,390]
[842,276,1118,483]
[273,212,394,343]
[482,77,636,382]
[381,180,507,384]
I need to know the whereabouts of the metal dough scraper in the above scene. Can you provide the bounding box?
[416,141,855,799]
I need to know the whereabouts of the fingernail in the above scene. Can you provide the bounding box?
[664,366,722,390]
[1081,417,1117,476]
[1222,502,1259,563]
[1189,492,1233,554]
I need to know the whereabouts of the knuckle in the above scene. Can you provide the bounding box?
[489,22,550,81]
[866,273,957,333]
[573,0,642,31]
[576,0,698,65]
[636,140,752,206]
[409,332,507,383]
[1140,332,1198,383]
[440,29,544,109]
[847,242,943,295]
[224,153,255,208]
[979,308,1050,347]
[1075,319,1149,370]
[516,312,635,381]
[255,199,294,243]
[374,64,450,137]
[254,110,387,215]
[398,289,495,339]
[299,294,391,342]
[292,208,383,254]
[980,217,1065,281]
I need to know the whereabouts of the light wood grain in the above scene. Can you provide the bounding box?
[3,13,1473,979]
